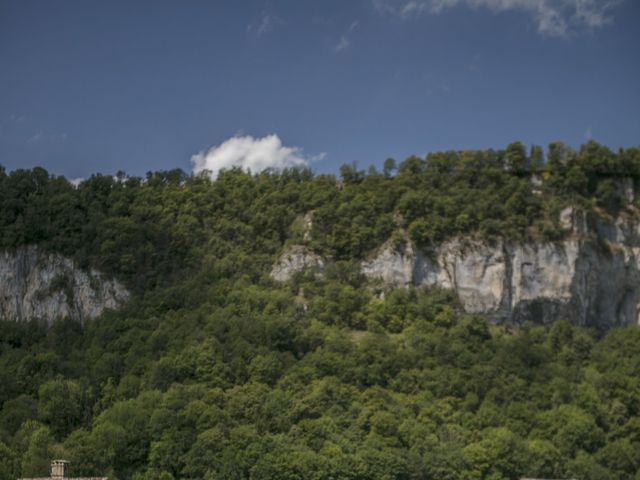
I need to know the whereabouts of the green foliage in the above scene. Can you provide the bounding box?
[1,141,639,269]
[0,441,17,480]
[2,279,638,479]
[38,378,84,438]
[1,141,639,478]
[18,422,56,478]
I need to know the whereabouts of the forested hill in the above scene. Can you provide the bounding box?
[1,141,640,480]
[1,140,640,293]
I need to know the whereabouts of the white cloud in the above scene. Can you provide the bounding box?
[191,134,323,179]
[247,14,280,37]
[0,114,25,130]
[372,0,624,36]
[334,20,359,52]
[26,131,68,144]
[335,35,351,51]
[26,132,43,143]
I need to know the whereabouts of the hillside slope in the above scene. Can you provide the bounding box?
[274,207,640,329]
[1,141,639,480]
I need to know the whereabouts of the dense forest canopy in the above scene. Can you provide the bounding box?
[1,141,640,480]
[1,140,639,290]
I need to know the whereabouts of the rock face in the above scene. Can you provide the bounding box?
[362,234,640,329]
[0,246,130,324]
[361,241,417,287]
[271,208,640,328]
[270,245,325,282]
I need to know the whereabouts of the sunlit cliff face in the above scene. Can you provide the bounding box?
[0,246,129,324]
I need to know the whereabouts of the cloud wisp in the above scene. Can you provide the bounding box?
[372,0,624,36]
[335,35,351,51]
[334,19,359,52]
[191,134,324,179]
[247,14,280,37]
[26,131,68,144]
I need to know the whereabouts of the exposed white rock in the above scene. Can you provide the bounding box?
[361,240,415,287]
[365,240,505,314]
[270,245,325,282]
[0,246,129,324]
[511,242,578,306]
[276,208,640,329]
[559,206,589,235]
[361,236,640,328]
[302,212,314,243]
[414,250,452,289]
[447,241,506,314]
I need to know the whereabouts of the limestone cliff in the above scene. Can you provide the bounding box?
[270,245,325,282]
[0,246,129,324]
[273,208,640,329]
[361,209,640,329]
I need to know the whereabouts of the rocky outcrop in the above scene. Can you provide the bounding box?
[0,246,129,324]
[361,240,418,287]
[270,245,325,282]
[362,235,640,329]
[273,208,640,329]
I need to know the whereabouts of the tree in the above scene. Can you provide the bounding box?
[0,394,37,435]
[547,142,568,172]
[339,162,365,184]
[505,141,527,172]
[526,439,563,478]
[20,425,54,478]
[530,145,545,171]
[38,378,84,438]
[566,450,615,480]
[0,442,17,480]
[463,427,526,479]
[383,158,397,178]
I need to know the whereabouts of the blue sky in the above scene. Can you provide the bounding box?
[0,0,638,179]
